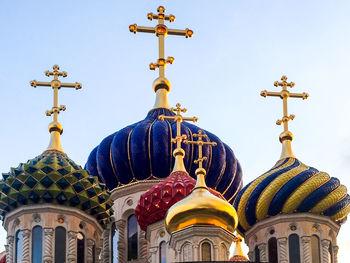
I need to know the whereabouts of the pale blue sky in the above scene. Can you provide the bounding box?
[1,0,350,261]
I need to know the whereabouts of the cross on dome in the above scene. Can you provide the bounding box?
[30,65,82,152]
[260,75,309,158]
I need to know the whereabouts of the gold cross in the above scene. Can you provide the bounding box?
[184,130,217,169]
[158,103,198,149]
[30,65,82,126]
[129,6,193,79]
[260,75,308,134]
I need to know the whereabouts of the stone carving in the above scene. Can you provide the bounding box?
[257,243,267,262]
[67,231,77,263]
[301,236,311,263]
[321,240,331,263]
[6,236,14,263]
[22,229,31,263]
[139,230,149,260]
[116,219,126,263]
[87,239,95,263]
[102,229,110,263]
[43,228,54,263]
[278,237,288,263]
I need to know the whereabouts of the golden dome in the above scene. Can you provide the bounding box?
[165,167,238,234]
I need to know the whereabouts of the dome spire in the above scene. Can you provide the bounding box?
[260,75,309,159]
[30,65,82,153]
[129,6,193,109]
[159,103,198,172]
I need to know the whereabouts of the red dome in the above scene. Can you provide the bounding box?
[135,170,224,231]
[0,252,6,263]
[229,255,249,262]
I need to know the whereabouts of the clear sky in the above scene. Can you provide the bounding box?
[1,0,350,261]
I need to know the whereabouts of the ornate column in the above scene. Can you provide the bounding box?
[321,240,331,263]
[67,231,77,263]
[87,239,95,263]
[193,244,199,261]
[139,230,148,261]
[213,244,219,261]
[301,236,312,263]
[332,245,339,263]
[22,229,31,263]
[278,237,288,263]
[116,219,126,263]
[258,243,267,262]
[102,229,110,263]
[43,228,54,263]
[6,236,14,263]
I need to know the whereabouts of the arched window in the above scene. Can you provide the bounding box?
[111,223,119,263]
[311,235,321,263]
[159,241,166,263]
[182,243,192,262]
[254,245,260,262]
[268,237,278,263]
[201,242,211,261]
[55,227,66,263]
[288,234,301,263]
[77,232,85,262]
[32,226,43,263]
[15,230,22,263]
[127,215,138,260]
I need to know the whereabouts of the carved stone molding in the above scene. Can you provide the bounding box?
[67,231,77,263]
[278,237,288,263]
[6,236,14,263]
[43,228,54,263]
[102,229,110,263]
[301,236,311,263]
[87,239,95,263]
[321,240,331,263]
[257,243,267,262]
[22,229,31,263]
[116,219,126,263]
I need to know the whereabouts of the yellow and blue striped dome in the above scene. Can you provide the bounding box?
[234,157,350,234]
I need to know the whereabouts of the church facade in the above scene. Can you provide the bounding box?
[0,6,349,263]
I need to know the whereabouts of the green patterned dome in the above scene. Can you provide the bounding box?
[0,150,113,226]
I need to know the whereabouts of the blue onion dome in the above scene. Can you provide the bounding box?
[0,150,113,226]
[234,157,350,235]
[85,107,243,203]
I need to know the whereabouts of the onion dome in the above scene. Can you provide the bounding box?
[0,65,112,226]
[0,150,113,226]
[135,170,224,231]
[234,157,350,234]
[85,108,242,203]
[234,76,350,235]
[230,236,249,262]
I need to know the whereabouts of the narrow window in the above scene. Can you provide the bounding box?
[201,242,211,261]
[127,215,138,260]
[268,237,278,263]
[254,245,260,262]
[15,231,22,263]
[77,232,85,262]
[311,235,321,263]
[159,241,166,263]
[55,227,66,263]
[111,222,119,263]
[182,243,192,262]
[288,234,301,263]
[32,226,43,263]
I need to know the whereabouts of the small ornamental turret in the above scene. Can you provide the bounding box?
[129,6,193,109]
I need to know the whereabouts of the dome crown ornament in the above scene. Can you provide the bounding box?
[129,6,193,109]
[260,75,309,159]
[30,65,82,153]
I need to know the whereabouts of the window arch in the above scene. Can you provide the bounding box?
[311,235,321,263]
[254,245,260,262]
[55,227,66,263]
[201,241,212,261]
[77,232,85,262]
[111,223,119,263]
[288,234,300,263]
[15,230,22,263]
[127,215,138,260]
[182,242,192,262]
[32,226,43,263]
[268,237,278,263]
[159,241,166,263]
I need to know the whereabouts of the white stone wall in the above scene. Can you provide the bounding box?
[244,213,340,263]
[3,204,103,263]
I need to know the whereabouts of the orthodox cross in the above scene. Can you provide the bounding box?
[159,103,198,149]
[184,130,217,169]
[260,75,308,133]
[30,65,82,124]
[129,6,193,78]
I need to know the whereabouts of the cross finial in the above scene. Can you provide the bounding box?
[30,65,82,152]
[260,75,309,159]
[129,6,193,109]
[159,103,198,172]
